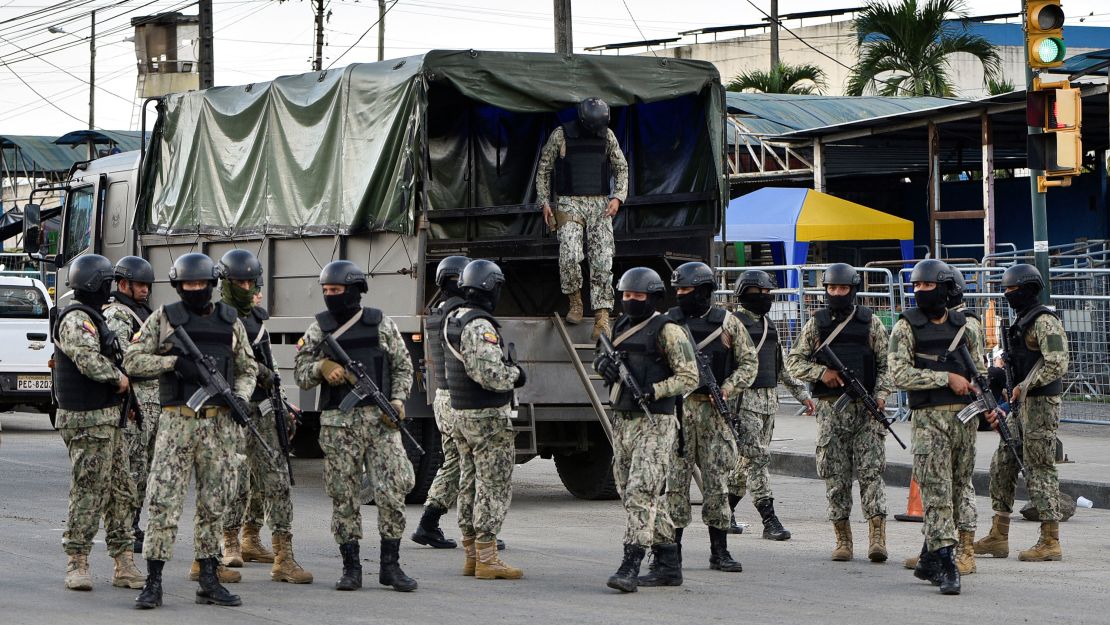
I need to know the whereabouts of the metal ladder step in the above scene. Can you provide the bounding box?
[511,403,537,456]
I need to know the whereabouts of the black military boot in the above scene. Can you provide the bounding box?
[132,509,145,554]
[195,557,242,606]
[912,540,942,585]
[936,546,961,595]
[755,498,791,541]
[727,494,745,534]
[134,559,163,609]
[637,542,683,587]
[411,506,457,549]
[379,538,418,592]
[606,543,646,593]
[708,527,743,572]
[336,541,362,591]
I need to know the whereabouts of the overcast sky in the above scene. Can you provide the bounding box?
[1,0,1108,135]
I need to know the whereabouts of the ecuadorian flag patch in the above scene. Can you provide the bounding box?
[81,320,97,336]
[481,332,499,344]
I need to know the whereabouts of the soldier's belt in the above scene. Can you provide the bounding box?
[554,209,585,228]
[164,405,225,419]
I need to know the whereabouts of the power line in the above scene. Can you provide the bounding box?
[0,53,97,127]
[0,32,133,104]
[618,0,656,57]
[325,0,397,70]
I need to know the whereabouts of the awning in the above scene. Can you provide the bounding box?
[54,130,148,152]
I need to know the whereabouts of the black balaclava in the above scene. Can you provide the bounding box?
[325,287,363,320]
[465,285,501,314]
[178,285,213,313]
[76,281,112,309]
[443,277,465,299]
[740,289,774,316]
[677,285,714,318]
[1004,285,1039,314]
[826,288,855,316]
[623,296,655,323]
[916,285,950,320]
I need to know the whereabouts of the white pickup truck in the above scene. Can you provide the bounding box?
[0,276,54,426]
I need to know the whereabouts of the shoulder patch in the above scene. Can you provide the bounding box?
[481,331,499,345]
[81,320,98,336]
[131,331,142,343]
[296,337,305,351]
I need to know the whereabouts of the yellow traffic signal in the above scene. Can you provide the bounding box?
[1026,1,1066,68]
[1028,78,1082,190]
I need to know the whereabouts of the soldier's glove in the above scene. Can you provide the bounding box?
[255,362,274,389]
[514,365,528,388]
[175,355,204,384]
[592,353,621,385]
[641,386,657,403]
[383,399,406,429]
[319,359,347,385]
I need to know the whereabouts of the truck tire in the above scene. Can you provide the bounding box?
[359,418,444,506]
[554,442,619,501]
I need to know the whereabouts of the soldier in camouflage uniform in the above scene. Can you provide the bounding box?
[102,256,157,555]
[728,270,814,540]
[593,267,699,593]
[55,254,145,592]
[217,249,312,583]
[640,262,755,583]
[786,263,892,564]
[126,253,258,609]
[974,264,1069,563]
[441,259,524,580]
[889,260,987,596]
[535,97,629,341]
[293,260,417,592]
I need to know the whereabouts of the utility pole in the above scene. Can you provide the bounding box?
[313,0,324,70]
[554,0,572,56]
[198,0,214,88]
[88,10,95,131]
[377,0,386,61]
[770,0,779,70]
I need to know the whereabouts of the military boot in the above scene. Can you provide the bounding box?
[222,528,243,567]
[64,553,92,591]
[903,554,919,570]
[411,505,457,549]
[755,498,790,541]
[113,551,147,589]
[727,494,745,534]
[475,539,523,580]
[708,527,743,572]
[271,532,313,584]
[461,536,477,576]
[956,530,976,574]
[637,543,682,586]
[831,520,853,561]
[606,543,646,593]
[134,559,164,609]
[379,538,418,591]
[566,291,584,324]
[335,541,362,591]
[591,310,610,342]
[867,516,888,563]
[132,509,145,554]
[1018,521,1063,562]
[241,523,275,563]
[189,558,240,583]
[973,513,1010,558]
[912,540,942,585]
[195,558,242,606]
[936,546,961,595]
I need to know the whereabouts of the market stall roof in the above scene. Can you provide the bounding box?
[0,135,79,177]
[54,129,147,152]
[723,187,913,242]
[726,92,961,136]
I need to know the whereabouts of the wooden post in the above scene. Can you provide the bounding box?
[554,0,573,55]
[928,121,940,257]
[981,110,995,258]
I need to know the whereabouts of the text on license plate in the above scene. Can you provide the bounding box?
[17,376,51,390]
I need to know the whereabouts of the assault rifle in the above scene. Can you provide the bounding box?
[597,332,656,425]
[683,329,740,440]
[973,322,1028,476]
[816,345,907,449]
[257,339,296,485]
[118,388,143,430]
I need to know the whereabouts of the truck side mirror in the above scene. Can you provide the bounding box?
[22,203,41,255]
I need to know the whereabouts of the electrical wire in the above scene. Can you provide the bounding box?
[618,0,656,57]
[325,0,397,70]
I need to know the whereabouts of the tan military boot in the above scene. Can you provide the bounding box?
[189,559,241,583]
[241,523,275,563]
[475,539,523,580]
[222,528,244,568]
[462,536,477,576]
[566,291,584,325]
[64,554,92,591]
[866,516,888,563]
[973,514,1010,558]
[591,310,610,342]
[831,520,853,561]
[112,552,146,589]
[1019,521,1063,562]
[271,532,313,583]
[903,554,918,569]
[956,530,976,574]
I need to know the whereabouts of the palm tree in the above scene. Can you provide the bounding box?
[987,77,1015,95]
[847,0,1002,97]
[727,62,829,95]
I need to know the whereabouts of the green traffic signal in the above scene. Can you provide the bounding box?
[1034,37,1066,64]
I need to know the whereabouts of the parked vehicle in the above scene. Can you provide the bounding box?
[0,276,54,426]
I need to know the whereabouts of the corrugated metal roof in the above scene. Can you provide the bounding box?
[0,135,81,176]
[726,92,965,136]
[54,129,147,152]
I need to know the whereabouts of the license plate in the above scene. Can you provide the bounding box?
[16,376,51,391]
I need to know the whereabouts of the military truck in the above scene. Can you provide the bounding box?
[22,50,726,501]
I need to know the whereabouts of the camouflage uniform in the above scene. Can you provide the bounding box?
[56,310,134,558]
[786,314,893,521]
[728,307,812,503]
[424,388,461,512]
[535,126,629,311]
[224,402,293,533]
[123,306,258,561]
[954,307,982,534]
[293,314,414,543]
[662,313,758,533]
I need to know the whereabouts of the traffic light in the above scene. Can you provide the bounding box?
[1028,78,1082,191]
[1026,1,1066,68]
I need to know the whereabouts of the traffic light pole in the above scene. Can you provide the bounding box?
[1026,48,1052,302]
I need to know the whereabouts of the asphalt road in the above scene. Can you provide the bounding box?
[2,410,1109,625]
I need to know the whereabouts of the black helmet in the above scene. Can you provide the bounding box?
[319,260,368,292]
[909,259,954,285]
[617,267,666,296]
[67,254,114,292]
[1000,263,1044,292]
[435,255,471,287]
[168,253,219,286]
[822,263,860,288]
[947,266,966,308]
[577,97,610,135]
[670,262,717,290]
[459,259,505,293]
[114,256,154,284]
[219,249,264,286]
[735,269,776,295]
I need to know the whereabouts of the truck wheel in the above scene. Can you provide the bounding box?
[359,418,443,506]
[554,442,619,501]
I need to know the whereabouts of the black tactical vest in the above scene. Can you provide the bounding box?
[609,313,678,414]
[667,306,735,394]
[811,306,876,398]
[240,306,271,402]
[901,308,974,409]
[737,311,780,389]
[424,296,467,393]
[554,122,611,197]
[53,303,124,412]
[444,308,514,410]
[105,292,154,382]
[1009,305,1063,397]
[159,301,238,407]
[316,308,392,411]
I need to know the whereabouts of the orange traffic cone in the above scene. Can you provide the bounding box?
[894,478,924,522]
